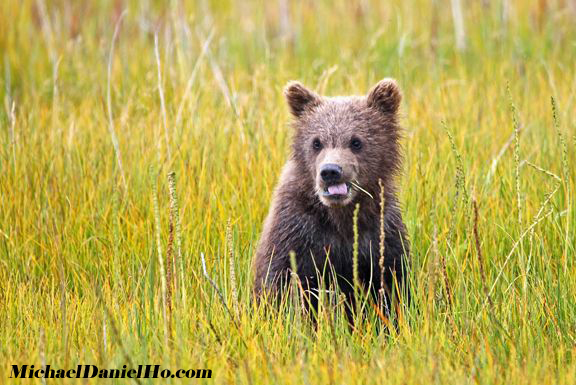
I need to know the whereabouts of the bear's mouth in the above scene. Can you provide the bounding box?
[322,182,352,199]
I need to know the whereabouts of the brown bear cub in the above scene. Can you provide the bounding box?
[253,78,409,317]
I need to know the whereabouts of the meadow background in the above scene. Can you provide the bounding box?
[1,0,575,383]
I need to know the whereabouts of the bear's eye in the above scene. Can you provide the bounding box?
[312,138,322,150]
[350,137,362,151]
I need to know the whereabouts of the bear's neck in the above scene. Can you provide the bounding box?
[295,180,397,238]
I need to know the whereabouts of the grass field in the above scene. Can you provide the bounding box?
[1,1,575,384]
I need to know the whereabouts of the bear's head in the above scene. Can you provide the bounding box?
[285,79,402,208]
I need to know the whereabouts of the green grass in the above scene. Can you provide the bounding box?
[1,0,575,383]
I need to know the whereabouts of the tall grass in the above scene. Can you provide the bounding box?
[1,0,575,384]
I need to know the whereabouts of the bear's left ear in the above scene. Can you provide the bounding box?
[284,81,321,118]
[367,78,402,115]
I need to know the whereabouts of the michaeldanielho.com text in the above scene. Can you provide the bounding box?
[10,365,212,379]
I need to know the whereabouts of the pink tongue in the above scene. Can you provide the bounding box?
[327,183,348,195]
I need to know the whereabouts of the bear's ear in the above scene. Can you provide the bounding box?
[284,81,321,118]
[367,78,402,115]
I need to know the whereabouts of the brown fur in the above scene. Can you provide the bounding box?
[253,79,410,315]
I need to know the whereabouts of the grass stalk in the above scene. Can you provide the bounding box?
[352,203,360,292]
[478,208,555,318]
[8,101,16,173]
[289,251,302,323]
[200,252,240,331]
[486,125,522,184]
[378,179,386,304]
[58,258,68,362]
[429,224,440,312]
[450,0,466,51]
[168,171,185,306]
[443,121,468,245]
[227,218,239,314]
[352,203,360,321]
[106,10,128,190]
[95,285,143,385]
[151,167,169,348]
[39,328,46,385]
[551,97,570,270]
[439,239,453,310]
[154,31,171,162]
[166,202,174,329]
[472,198,492,308]
[174,29,214,131]
[507,84,522,226]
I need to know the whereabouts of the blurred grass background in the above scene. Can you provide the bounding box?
[0,0,575,383]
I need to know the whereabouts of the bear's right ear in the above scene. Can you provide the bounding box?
[367,78,402,115]
[284,81,321,118]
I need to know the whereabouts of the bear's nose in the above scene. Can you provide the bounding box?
[320,164,343,183]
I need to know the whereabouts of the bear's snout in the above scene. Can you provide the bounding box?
[319,163,343,183]
[314,148,359,206]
